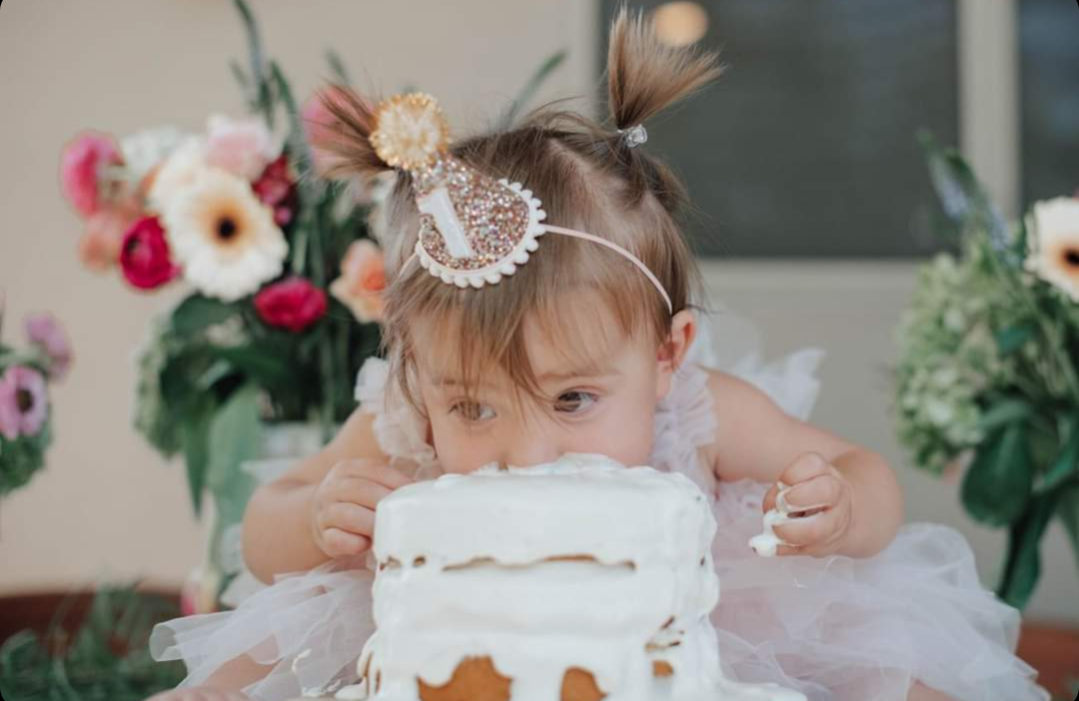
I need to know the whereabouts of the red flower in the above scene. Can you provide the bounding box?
[254,277,327,332]
[119,216,180,290]
[252,155,299,227]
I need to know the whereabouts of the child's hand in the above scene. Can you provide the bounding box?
[310,458,413,558]
[146,688,252,701]
[761,452,853,557]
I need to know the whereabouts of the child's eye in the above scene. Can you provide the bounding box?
[450,401,496,423]
[555,390,599,415]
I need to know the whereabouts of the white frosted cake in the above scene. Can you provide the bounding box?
[343,453,803,701]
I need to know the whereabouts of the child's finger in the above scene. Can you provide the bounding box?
[782,474,841,513]
[322,527,370,557]
[328,476,392,508]
[761,482,780,513]
[778,451,831,487]
[324,502,375,537]
[771,511,833,548]
[774,543,804,557]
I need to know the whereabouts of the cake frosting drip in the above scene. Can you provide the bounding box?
[355,453,804,701]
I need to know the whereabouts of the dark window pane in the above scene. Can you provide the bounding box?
[1020,0,1079,203]
[600,0,958,258]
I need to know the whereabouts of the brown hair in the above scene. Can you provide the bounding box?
[319,8,722,421]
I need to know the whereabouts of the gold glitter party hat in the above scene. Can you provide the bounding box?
[371,93,547,290]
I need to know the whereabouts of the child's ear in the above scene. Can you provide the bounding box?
[655,309,696,398]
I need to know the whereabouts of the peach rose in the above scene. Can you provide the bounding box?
[330,239,386,323]
[77,195,144,272]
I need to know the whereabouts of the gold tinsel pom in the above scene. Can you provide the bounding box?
[371,93,449,171]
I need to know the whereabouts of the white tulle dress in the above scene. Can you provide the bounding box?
[150,311,1049,701]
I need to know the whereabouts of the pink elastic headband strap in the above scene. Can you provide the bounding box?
[402,224,674,315]
[542,225,673,314]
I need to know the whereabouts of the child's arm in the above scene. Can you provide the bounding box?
[242,407,414,584]
[704,369,903,559]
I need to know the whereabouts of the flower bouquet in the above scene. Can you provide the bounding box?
[59,0,388,610]
[895,134,1079,609]
[0,295,71,496]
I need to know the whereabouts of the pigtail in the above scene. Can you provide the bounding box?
[606,6,723,131]
[602,7,722,211]
[313,86,394,181]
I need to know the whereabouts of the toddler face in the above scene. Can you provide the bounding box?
[412,293,669,475]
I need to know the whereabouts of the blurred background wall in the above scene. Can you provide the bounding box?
[0,0,1076,625]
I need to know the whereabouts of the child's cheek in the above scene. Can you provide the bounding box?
[577,401,656,468]
[426,420,497,475]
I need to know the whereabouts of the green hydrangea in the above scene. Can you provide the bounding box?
[895,242,1027,474]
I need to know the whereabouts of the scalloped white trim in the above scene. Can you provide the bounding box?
[415,178,547,289]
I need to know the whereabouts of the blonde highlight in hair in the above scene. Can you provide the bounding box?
[315,8,722,423]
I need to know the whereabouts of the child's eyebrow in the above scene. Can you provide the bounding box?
[432,366,621,388]
[537,367,621,383]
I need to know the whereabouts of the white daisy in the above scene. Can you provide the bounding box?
[1025,197,1079,302]
[162,168,288,302]
[148,137,210,211]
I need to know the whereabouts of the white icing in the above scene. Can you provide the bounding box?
[748,508,794,558]
[358,453,804,701]
[749,482,791,557]
[749,481,828,559]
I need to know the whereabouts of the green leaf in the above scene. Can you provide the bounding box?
[232,0,274,127]
[962,423,1034,526]
[270,60,315,178]
[326,48,351,85]
[1041,414,1079,492]
[994,324,1036,356]
[206,384,261,500]
[205,385,262,574]
[975,398,1033,433]
[210,344,291,390]
[500,50,567,130]
[179,396,216,516]
[229,58,250,90]
[997,490,1059,610]
[170,295,238,336]
[196,358,236,392]
[918,131,1010,249]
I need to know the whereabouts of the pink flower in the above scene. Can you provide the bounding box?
[60,132,123,218]
[254,277,327,332]
[76,195,143,272]
[302,87,352,173]
[205,115,277,181]
[0,366,48,440]
[25,315,73,381]
[252,155,299,227]
[119,216,181,291]
[330,239,386,323]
